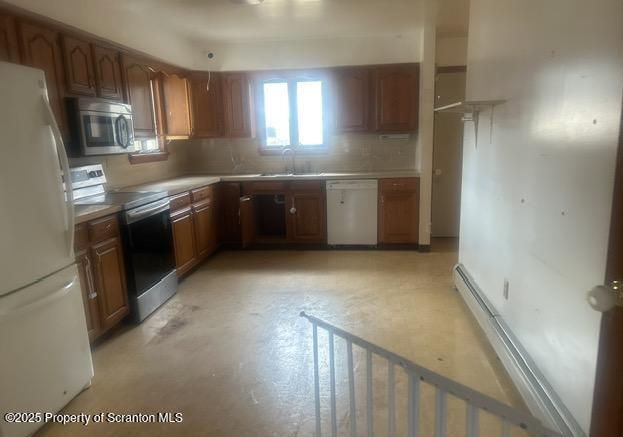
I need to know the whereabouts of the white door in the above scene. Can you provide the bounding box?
[0,264,93,437]
[0,62,74,296]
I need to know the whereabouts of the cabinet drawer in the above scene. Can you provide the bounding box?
[243,181,287,194]
[289,180,323,192]
[380,178,419,192]
[191,185,214,203]
[88,215,119,243]
[170,192,191,211]
[74,223,89,252]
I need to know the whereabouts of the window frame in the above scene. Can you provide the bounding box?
[254,70,331,155]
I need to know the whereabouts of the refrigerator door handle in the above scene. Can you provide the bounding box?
[0,277,76,320]
[41,95,75,257]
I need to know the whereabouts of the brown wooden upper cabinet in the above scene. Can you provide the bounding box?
[222,72,252,137]
[190,71,223,138]
[332,67,371,132]
[17,20,68,138]
[92,45,123,100]
[161,72,191,138]
[374,64,419,133]
[378,178,420,244]
[122,55,156,137]
[0,13,19,63]
[61,35,96,96]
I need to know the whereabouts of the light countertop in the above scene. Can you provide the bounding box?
[122,171,420,197]
[75,171,420,222]
[75,204,122,225]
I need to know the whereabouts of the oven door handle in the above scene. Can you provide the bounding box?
[124,199,170,224]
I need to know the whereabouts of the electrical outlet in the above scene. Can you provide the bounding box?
[503,279,510,300]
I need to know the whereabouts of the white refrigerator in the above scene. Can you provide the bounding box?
[0,62,93,437]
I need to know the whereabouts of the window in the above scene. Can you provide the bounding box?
[258,73,328,152]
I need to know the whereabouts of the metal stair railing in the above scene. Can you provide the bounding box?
[300,312,562,437]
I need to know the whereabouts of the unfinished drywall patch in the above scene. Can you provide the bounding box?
[459,0,623,432]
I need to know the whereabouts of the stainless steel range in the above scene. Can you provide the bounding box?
[70,164,177,322]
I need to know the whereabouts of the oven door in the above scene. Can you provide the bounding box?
[121,200,175,297]
[79,111,136,155]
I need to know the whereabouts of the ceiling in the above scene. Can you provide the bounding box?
[121,0,428,44]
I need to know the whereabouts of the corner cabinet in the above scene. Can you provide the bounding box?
[378,178,420,244]
[74,215,129,343]
[374,64,419,133]
[121,55,156,137]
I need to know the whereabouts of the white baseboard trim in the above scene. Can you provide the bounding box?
[453,263,585,437]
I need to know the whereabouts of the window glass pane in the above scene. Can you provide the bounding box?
[297,81,324,146]
[263,82,291,147]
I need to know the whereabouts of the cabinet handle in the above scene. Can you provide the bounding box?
[83,256,97,300]
[381,195,385,205]
[290,198,296,215]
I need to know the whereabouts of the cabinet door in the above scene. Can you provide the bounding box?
[91,237,129,331]
[240,195,256,249]
[17,21,68,138]
[93,45,123,100]
[375,64,419,133]
[220,182,241,243]
[162,72,191,137]
[171,207,197,275]
[122,55,155,137]
[193,200,217,260]
[61,35,96,96]
[333,67,370,132]
[222,72,252,137]
[379,179,420,244]
[76,252,101,342]
[0,13,19,63]
[287,192,326,243]
[190,72,223,138]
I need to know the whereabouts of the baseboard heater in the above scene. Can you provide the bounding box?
[453,263,585,437]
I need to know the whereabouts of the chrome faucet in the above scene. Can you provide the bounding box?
[282,148,295,174]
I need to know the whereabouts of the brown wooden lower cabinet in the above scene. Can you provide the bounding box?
[378,178,420,244]
[287,192,326,243]
[91,237,129,330]
[193,198,218,260]
[171,206,197,276]
[74,215,129,343]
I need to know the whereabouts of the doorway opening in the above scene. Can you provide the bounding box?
[431,66,466,251]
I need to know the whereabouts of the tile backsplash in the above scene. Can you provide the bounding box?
[186,133,418,174]
[67,133,417,188]
[68,140,191,189]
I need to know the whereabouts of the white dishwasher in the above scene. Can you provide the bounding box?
[326,180,378,245]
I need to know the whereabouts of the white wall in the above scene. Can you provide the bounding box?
[460,0,623,432]
[436,36,468,67]
[3,0,197,68]
[192,33,421,71]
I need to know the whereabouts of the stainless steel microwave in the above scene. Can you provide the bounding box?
[68,98,136,156]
